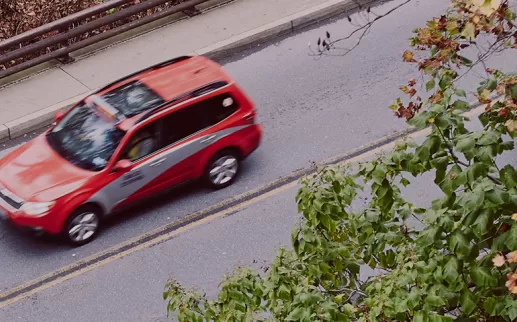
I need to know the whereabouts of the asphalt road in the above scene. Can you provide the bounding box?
[1,0,517,320]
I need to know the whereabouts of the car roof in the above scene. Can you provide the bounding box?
[89,55,234,131]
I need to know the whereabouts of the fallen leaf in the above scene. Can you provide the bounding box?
[403,50,417,63]
[493,254,506,267]
[512,213,517,221]
[430,91,444,104]
[497,83,505,95]
[509,251,517,264]
[505,119,517,132]
[461,22,476,40]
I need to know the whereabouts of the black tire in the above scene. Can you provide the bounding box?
[62,205,102,247]
[204,149,241,190]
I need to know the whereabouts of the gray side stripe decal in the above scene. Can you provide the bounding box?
[87,125,251,213]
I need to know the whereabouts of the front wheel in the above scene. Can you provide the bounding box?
[62,205,101,246]
[204,150,240,189]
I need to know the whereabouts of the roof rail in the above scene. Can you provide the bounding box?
[97,55,192,92]
[135,80,229,125]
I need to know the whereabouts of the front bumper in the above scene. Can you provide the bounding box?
[0,200,56,234]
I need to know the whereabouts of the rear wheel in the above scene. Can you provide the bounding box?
[205,150,240,189]
[62,205,101,246]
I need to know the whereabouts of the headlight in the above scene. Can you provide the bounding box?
[20,201,55,216]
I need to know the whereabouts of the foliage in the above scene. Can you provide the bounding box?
[164,0,517,320]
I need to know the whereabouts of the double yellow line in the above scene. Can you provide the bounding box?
[0,102,488,308]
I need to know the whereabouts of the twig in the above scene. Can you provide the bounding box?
[310,0,413,56]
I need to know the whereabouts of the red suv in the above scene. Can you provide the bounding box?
[0,55,262,246]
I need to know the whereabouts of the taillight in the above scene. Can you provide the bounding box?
[243,110,256,124]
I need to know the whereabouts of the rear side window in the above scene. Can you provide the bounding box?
[160,93,239,146]
[202,93,239,126]
[160,103,207,146]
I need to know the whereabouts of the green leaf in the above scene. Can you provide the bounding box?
[432,155,449,171]
[470,266,497,287]
[472,209,490,238]
[460,290,477,315]
[484,297,497,315]
[409,111,432,129]
[425,294,445,307]
[487,78,498,91]
[453,100,469,112]
[286,307,304,321]
[417,226,440,248]
[372,164,387,185]
[416,145,430,162]
[475,145,496,163]
[478,131,500,145]
[505,224,517,250]
[462,190,485,213]
[439,75,452,91]
[501,165,517,189]
[455,88,466,97]
[407,288,421,309]
[492,231,509,251]
[486,188,508,205]
[508,305,517,321]
[426,79,436,91]
[467,163,488,182]
[439,165,463,195]
[414,311,426,322]
[400,177,410,186]
[429,315,453,322]
[511,84,517,100]
[461,22,475,40]
[443,257,459,285]
[455,135,476,153]
[449,230,470,255]
[415,135,440,163]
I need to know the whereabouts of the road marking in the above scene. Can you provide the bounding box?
[0,102,489,308]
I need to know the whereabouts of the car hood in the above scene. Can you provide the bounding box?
[0,134,92,202]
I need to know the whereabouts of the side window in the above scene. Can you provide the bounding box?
[203,93,239,126]
[121,121,161,162]
[161,104,208,147]
[161,93,239,147]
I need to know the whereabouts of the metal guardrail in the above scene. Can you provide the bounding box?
[0,0,211,80]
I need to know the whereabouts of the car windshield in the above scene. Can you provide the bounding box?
[46,103,126,171]
[101,80,165,116]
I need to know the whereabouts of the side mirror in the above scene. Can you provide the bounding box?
[113,159,132,172]
[54,110,65,123]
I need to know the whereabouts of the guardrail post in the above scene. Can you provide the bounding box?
[55,27,75,64]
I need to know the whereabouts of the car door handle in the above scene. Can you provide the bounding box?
[200,135,217,144]
[150,158,166,167]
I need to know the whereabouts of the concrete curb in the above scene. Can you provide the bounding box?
[1,0,379,143]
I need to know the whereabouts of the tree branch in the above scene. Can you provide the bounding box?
[309,0,413,56]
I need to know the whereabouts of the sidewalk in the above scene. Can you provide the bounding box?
[0,0,373,141]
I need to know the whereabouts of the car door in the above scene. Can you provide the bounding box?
[106,119,169,210]
[155,92,241,189]
[148,102,212,190]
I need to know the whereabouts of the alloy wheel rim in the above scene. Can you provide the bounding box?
[209,156,238,185]
[69,212,98,242]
